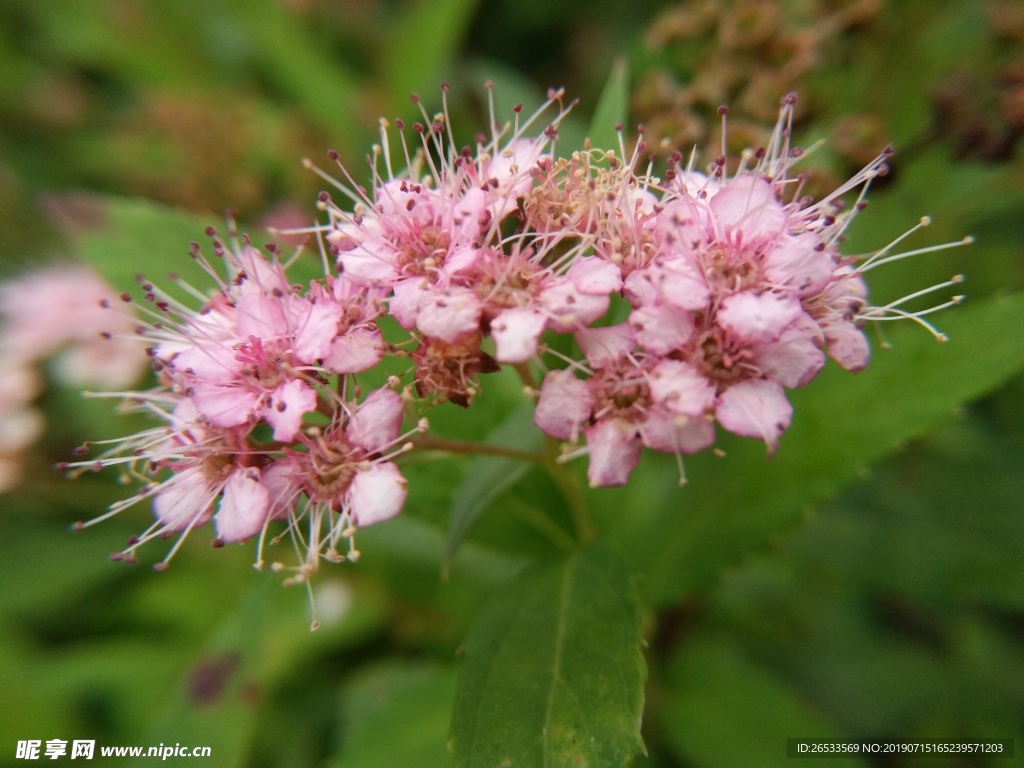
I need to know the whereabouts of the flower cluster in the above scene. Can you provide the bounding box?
[67,86,966,585]
[0,265,146,493]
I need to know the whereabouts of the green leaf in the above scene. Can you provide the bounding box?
[594,291,1024,608]
[50,194,217,292]
[658,634,866,768]
[146,573,382,767]
[451,547,646,768]
[54,193,328,299]
[587,58,629,152]
[384,0,483,103]
[444,401,545,568]
[335,662,457,768]
[223,0,364,150]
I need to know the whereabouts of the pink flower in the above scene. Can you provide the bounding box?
[534,324,716,486]
[0,264,147,388]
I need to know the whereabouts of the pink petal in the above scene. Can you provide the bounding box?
[756,316,825,388]
[171,341,237,383]
[491,307,548,363]
[651,257,710,311]
[214,467,271,543]
[717,291,803,344]
[293,298,343,362]
[640,406,716,454]
[709,176,786,243]
[261,459,302,521]
[323,326,384,374]
[715,378,792,452]
[450,187,488,244]
[584,419,642,487]
[348,463,408,526]
[236,292,289,341]
[153,468,214,531]
[347,389,404,453]
[264,380,317,441]
[764,234,834,296]
[629,302,696,355]
[648,359,717,416]
[234,246,289,295]
[191,382,258,428]
[623,267,658,307]
[825,322,870,372]
[389,278,430,330]
[539,279,610,330]
[574,324,635,368]
[443,244,482,276]
[657,198,711,247]
[534,370,594,441]
[416,287,482,343]
[335,231,400,287]
[566,256,623,295]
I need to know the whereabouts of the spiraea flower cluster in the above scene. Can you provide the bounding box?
[67,85,966,587]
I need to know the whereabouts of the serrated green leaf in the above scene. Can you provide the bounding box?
[451,547,646,768]
[594,292,1024,608]
[335,662,457,768]
[587,58,629,152]
[659,634,866,768]
[444,401,545,568]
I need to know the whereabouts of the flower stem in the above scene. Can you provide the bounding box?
[544,436,594,544]
[410,435,545,462]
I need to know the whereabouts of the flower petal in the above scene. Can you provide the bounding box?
[715,378,792,452]
[584,419,642,487]
[534,369,594,441]
[348,463,408,526]
[264,380,317,441]
[717,291,803,344]
[215,467,271,543]
[347,389,404,453]
[491,307,548,363]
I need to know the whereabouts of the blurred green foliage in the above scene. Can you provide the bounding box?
[1,0,1023,766]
